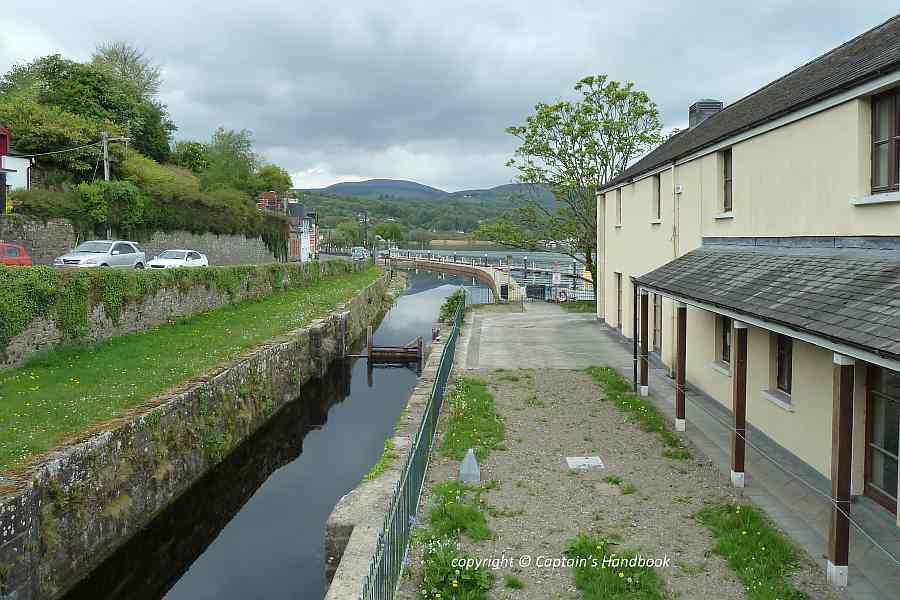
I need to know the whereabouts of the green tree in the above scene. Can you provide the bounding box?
[476,75,662,293]
[91,41,162,99]
[336,220,362,245]
[130,100,176,162]
[201,128,259,196]
[254,164,293,198]
[374,222,405,243]
[170,141,210,173]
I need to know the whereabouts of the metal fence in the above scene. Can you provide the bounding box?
[359,292,466,600]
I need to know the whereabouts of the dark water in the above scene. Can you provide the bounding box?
[63,269,483,600]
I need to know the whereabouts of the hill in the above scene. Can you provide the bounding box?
[302,179,449,200]
[299,179,556,208]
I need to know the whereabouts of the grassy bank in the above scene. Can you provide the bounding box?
[0,267,382,472]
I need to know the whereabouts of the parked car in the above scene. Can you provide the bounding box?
[0,242,32,266]
[350,246,370,261]
[147,249,209,269]
[53,240,146,269]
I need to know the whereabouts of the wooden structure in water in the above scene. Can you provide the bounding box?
[365,326,424,365]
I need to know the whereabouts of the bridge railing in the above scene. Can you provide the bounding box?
[358,291,465,600]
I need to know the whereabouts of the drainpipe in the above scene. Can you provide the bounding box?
[670,161,679,377]
[632,277,639,393]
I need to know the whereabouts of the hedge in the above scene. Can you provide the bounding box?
[0,261,357,353]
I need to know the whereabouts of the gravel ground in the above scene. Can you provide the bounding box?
[398,368,845,600]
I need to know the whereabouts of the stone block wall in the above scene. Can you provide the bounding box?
[0,216,274,266]
[0,272,393,600]
[1,261,357,370]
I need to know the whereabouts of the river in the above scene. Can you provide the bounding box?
[62,268,489,600]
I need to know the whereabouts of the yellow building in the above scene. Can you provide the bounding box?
[597,15,900,588]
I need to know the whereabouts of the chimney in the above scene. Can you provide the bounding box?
[689,99,723,128]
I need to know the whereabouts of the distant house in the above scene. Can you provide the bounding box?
[287,202,318,262]
[256,190,283,213]
[0,125,32,213]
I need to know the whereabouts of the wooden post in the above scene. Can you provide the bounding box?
[366,326,373,357]
[828,353,854,588]
[675,302,687,431]
[731,321,748,488]
[640,290,649,396]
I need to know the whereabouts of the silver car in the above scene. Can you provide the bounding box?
[53,240,146,269]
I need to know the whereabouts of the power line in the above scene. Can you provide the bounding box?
[17,140,102,158]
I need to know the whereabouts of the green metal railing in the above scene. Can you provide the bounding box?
[359,291,466,600]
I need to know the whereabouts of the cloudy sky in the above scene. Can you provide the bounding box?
[1,1,897,191]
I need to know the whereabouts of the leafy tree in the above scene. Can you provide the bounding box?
[0,54,174,166]
[0,97,113,174]
[254,164,293,198]
[91,41,162,99]
[130,100,176,162]
[170,141,210,173]
[200,128,259,196]
[336,220,362,245]
[475,75,662,293]
[374,222,405,242]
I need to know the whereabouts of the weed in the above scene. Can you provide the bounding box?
[604,475,623,485]
[621,483,638,495]
[504,574,525,589]
[429,481,494,541]
[440,377,505,461]
[585,366,692,461]
[525,394,545,407]
[564,534,668,599]
[362,438,398,482]
[695,503,809,600]
[416,534,494,599]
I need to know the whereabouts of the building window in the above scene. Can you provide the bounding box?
[872,88,900,193]
[615,272,623,330]
[722,148,733,212]
[652,174,661,221]
[652,294,662,352]
[718,316,732,364]
[775,334,793,394]
[615,189,623,225]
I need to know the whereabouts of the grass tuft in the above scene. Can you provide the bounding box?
[362,438,398,482]
[504,574,525,589]
[564,534,668,599]
[440,377,505,461]
[695,503,809,600]
[585,366,691,460]
[429,481,494,541]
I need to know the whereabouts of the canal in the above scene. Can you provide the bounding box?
[63,268,489,600]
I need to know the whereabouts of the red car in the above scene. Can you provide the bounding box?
[0,242,33,266]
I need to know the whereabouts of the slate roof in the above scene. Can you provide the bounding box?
[602,14,900,191]
[634,248,900,361]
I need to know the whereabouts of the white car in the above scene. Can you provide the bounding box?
[147,249,209,269]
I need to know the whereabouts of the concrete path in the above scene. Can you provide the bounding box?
[455,301,900,600]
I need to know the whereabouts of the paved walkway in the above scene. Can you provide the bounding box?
[458,301,900,600]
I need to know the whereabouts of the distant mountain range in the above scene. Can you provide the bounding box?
[297,179,556,207]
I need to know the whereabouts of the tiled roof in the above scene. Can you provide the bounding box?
[603,14,900,191]
[634,248,900,360]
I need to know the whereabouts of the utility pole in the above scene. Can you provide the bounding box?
[101,132,110,182]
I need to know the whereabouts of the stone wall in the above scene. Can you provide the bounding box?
[0,216,274,266]
[0,217,76,265]
[0,272,394,600]
[1,261,355,370]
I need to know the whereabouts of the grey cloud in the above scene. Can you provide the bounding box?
[1,1,896,190]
